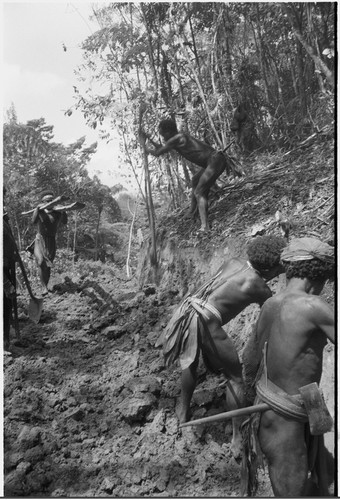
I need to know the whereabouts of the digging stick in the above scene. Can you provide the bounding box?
[180,383,330,431]
[180,403,270,428]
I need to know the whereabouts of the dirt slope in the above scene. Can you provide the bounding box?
[3,135,335,497]
[4,273,257,497]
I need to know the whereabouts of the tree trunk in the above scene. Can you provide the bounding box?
[284,4,334,89]
[254,6,270,103]
[139,105,158,270]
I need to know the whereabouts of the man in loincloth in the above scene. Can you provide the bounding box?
[242,237,334,496]
[27,191,67,294]
[159,234,286,460]
[141,119,242,232]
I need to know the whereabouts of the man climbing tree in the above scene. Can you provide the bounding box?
[141,118,241,232]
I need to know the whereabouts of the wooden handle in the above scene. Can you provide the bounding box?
[180,403,270,428]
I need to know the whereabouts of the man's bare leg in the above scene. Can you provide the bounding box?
[196,195,209,232]
[259,412,309,496]
[194,159,225,232]
[34,246,50,294]
[177,357,199,423]
[186,170,202,222]
[183,193,198,221]
[226,378,246,462]
[37,261,50,295]
[203,326,246,460]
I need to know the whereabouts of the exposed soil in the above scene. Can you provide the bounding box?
[4,136,335,497]
[4,268,269,497]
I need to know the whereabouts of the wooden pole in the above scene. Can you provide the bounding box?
[180,403,269,428]
[138,103,158,269]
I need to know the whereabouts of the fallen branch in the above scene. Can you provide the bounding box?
[316,216,329,225]
[220,151,333,195]
[315,193,334,212]
[265,123,333,171]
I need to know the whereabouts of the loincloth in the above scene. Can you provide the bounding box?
[34,233,53,267]
[256,373,308,421]
[159,296,222,371]
[217,150,243,177]
[241,374,327,496]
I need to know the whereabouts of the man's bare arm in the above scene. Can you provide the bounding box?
[32,207,40,224]
[61,212,68,225]
[310,297,334,343]
[140,131,162,149]
[242,314,269,386]
[257,283,272,307]
[148,137,162,149]
[145,134,184,157]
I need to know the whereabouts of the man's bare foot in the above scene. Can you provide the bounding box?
[230,435,243,463]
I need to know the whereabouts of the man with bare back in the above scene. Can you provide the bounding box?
[27,191,67,294]
[243,237,334,496]
[141,119,241,232]
[158,235,286,459]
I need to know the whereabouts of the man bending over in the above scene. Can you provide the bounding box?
[158,234,286,460]
[141,119,241,232]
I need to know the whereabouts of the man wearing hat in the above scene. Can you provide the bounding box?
[242,237,334,496]
[29,191,68,294]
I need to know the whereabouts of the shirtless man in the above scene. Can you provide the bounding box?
[28,191,67,294]
[141,119,239,232]
[244,237,334,496]
[159,234,286,459]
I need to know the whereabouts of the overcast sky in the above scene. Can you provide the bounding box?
[2,1,131,189]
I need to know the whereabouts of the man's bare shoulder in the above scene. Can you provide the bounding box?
[300,293,333,316]
[219,257,246,275]
[269,291,328,315]
[218,258,271,299]
[167,133,187,147]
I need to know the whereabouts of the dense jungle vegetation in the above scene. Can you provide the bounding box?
[3,2,335,264]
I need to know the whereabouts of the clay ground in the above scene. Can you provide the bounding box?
[3,264,266,497]
[3,259,334,497]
